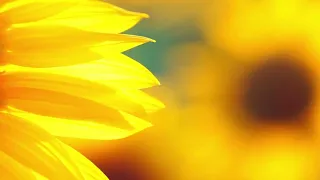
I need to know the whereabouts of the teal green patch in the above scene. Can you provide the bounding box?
[123,20,203,77]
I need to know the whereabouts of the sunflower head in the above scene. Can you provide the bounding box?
[149,0,320,179]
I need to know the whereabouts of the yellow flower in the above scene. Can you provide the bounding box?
[0,0,164,179]
[155,0,320,179]
[200,0,320,179]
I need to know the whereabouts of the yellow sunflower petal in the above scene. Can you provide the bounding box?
[5,64,163,114]
[58,142,109,180]
[6,25,152,52]
[7,55,159,89]
[35,0,149,33]
[3,67,160,134]
[7,87,137,130]
[5,25,152,67]
[8,107,152,140]
[1,0,80,25]
[0,113,108,179]
[120,89,165,114]
[6,25,113,50]
[0,151,47,180]
[91,35,154,56]
[5,48,101,68]
[57,55,160,89]
[5,70,148,116]
[3,67,158,139]
[0,1,11,8]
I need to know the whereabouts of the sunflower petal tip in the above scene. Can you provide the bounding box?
[140,13,150,19]
[155,78,161,86]
[159,101,166,109]
[151,96,166,110]
[142,37,156,43]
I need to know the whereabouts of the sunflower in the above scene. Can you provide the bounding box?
[174,0,320,179]
[139,0,320,179]
[0,0,163,179]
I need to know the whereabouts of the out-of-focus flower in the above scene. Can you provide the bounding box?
[0,0,164,179]
[160,0,320,179]
[161,38,319,179]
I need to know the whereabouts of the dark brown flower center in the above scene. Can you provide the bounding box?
[243,57,314,123]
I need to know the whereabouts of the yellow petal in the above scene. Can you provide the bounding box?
[4,64,157,114]
[120,89,165,114]
[120,110,153,133]
[7,87,136,130]
[4,68,150,124]
[5,48,101,68]
[11,55,160,89]
[5,77,144,118]
[1,0,80,25]
[5,25,152,67]
[0,112,108,179]
[0,151,47,180]
[91,34,154,55]
[0,1,12,8]
[8,107,152,140]
[58,141,109,180]
[69,55,160,89]
[36,0,149,33]
[6,25,146,51]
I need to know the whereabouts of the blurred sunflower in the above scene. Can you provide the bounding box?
[169,0,320,179]
[0,0,163,179]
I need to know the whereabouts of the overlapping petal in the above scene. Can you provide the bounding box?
[0,112,108,179]
[5,25,153,67]
[5,74,143,124]
[2,0,148,34]
[33,0,149,33]
[1,64,162,139]
[6,55,159,89]
[0,0,81,25]
[8,108,152,140]
[0,0,162,179]
[119,90,165,114]
[90,35,155,56]
[5,64,164,109]
[0,151,47,180]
